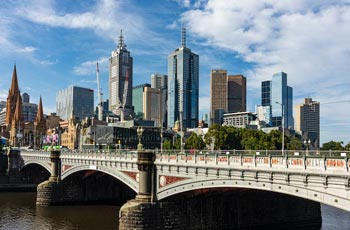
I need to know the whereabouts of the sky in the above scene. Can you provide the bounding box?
[0,0,349,145]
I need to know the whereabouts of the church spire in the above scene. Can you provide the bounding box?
[9,64,20,96]
[13,93,22,126]
[35,96,44,123]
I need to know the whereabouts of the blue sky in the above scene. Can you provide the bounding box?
[0,0,350,145]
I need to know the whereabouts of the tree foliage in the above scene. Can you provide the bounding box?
[185,133,206,150]
[321,141,344,150]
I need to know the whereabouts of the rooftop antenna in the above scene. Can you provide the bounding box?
[118,29,124,48]
[181,27,186,47]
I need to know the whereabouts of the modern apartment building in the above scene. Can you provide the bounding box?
[109,30,133,118]
[56,86,94,121]
[151,73,168,128]
[168,28,199,129]
[210,70,246,125]
[295,98,320,148]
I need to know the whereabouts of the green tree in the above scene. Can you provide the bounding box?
[163,139,172,150]
[173,136,181,150]
[185,133,206,150]
[287,137,303,150]
[321,141,344,150]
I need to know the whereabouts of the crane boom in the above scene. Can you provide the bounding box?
[96,62,103,120]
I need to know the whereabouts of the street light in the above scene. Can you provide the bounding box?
[137,126,144,150]
[275,102,284,155]
[304,139,311,155]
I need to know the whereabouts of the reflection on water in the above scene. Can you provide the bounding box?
[0,193,119,230]
[0,192,350,229]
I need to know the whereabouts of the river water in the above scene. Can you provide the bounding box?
[0,192,349,230]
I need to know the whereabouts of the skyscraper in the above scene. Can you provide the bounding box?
[295,98,320,149]
[210,70,227,125]
[227,74,246,113]
[143,86,162,127]
[151,73,168,128]
[109,30,133,119]
[210,70,246,125]
[132,83,151,119]
[258,72,293,129]
[56,86,94,121]
[168,28,199,129]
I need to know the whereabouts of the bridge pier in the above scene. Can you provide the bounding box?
[119,150,185,229]
[6,149,21,183]
[36,149,62,206]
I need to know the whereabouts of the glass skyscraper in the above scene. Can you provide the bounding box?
[167,28,199,129]
[151,74,168,128]
[109,30,133,119]
[259,72,293,129]
[56,86,94,121]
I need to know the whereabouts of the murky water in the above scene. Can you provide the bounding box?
[0,192,349,229]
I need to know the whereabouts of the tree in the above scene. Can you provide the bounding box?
[163,139,172,150]
[321,141,344,150]
[287,137,303,150]
[185,133,206,150]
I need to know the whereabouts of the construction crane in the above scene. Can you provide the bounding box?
[120,68,129,121]
[96,62,103,120]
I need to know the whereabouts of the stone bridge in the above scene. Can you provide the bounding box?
[14,149,350,229]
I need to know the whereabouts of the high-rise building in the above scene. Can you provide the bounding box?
[227,74,246,113]
[151,73,168,128]
[295,98,320,149]
[210,70,246,125]
[22,93,38,123]
[143,87,162,127]
[109,30,133,119]
[56,86,94,121]
[168,28,199,129]
[258,72,293,129]
[132,84,151,119]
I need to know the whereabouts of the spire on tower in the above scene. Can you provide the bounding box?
[118,29,124,49]
[181,27,186,48]
[9,64,20,95]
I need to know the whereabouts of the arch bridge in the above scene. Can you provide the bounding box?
[18,149,350,211]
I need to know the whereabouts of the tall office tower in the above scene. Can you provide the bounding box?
[132,83,151,119]
[210,70,246,125]
[295,98,320,148]
[143,87,162,127]
[109,30,133,119]
[210,70,227,125]
[227,74,246,113]
[56,86,94,121]
[168,28,199,129]
[151,73,168,128]
[259,72,293,129]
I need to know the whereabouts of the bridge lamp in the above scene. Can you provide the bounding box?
[137,126,144,150]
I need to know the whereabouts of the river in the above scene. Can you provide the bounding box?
[0,192,349,230]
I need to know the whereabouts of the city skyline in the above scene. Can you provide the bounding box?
[0,0,350,144]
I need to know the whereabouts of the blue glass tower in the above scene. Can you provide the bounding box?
[167,28,199,129]
[260,72,293,129]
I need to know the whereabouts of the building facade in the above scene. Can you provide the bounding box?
[109,30,133,119]
[168,28,199,130]
[151,73,168,128]
[132,84,151,119]
[143,87,162,127]
[223,112,258,129]
[56,85,94,121]
[258,72,293,129]
[210,70,246,125]
[295,98,320,149]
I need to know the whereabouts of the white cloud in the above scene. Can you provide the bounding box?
[73,57,109,76]
[182,0,350,142]
[14,0,148,42]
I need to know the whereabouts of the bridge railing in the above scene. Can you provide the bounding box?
[155,150,350,173]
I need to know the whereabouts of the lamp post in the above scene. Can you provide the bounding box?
[137,126,144,150]
[304,139,311,155]
[275,102,284,155]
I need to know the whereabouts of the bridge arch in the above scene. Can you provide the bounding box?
[61,165,138,192]
[21,160,51,173]
[157,178,350,212]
